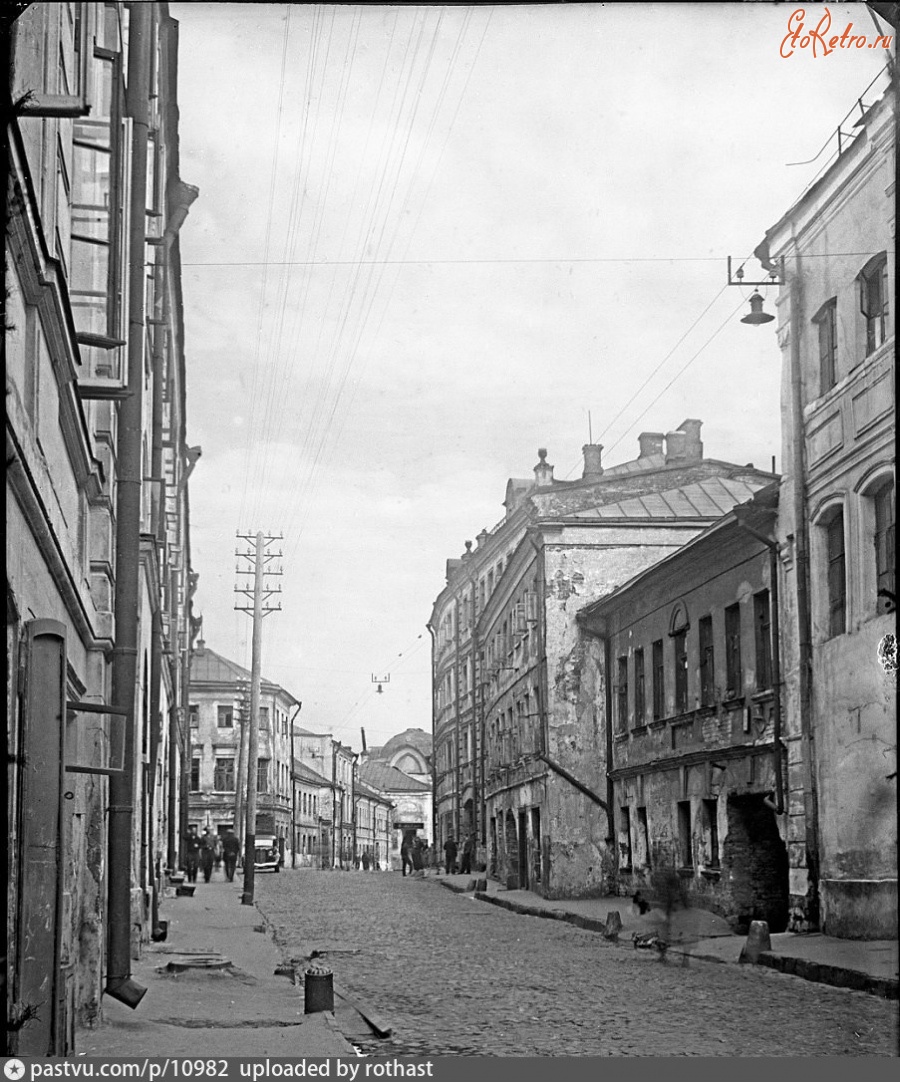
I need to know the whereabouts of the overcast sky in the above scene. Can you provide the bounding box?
[169,2,890,749]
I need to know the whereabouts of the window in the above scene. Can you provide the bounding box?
[617,655,628,733]
[214,757,235,792]
[826,512,846,637]
[217,705,233,728]
[189,703,199,728]
[257,759,269,792]
[754,590,773,688]
[814,298,837,394]
[702,798,720,868]
[860,253,889,356]
[259,706,269,730]
[652,639,664,720]
[190,758,200,792]
[677,801,693,868]
[634,648,645,725]
[673,630,688,713]
[699,616,714,706]
[874,480,895,613]
[724,603,742,696]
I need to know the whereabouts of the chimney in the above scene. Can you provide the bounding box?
[533,448,554,487]
[582,443,604,479]
[638,432,665,458]
[665,430,687,462]
[677,418,703,461]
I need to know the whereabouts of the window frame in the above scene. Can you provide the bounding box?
[813,296,837,395]
[673,630,688,713]
[825,511,847,638]
[616,654,629,733]
[873,479,895,614]
[859,252,889,357]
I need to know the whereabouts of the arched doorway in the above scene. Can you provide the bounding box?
[722,793,789,932]
[504,810,519,889]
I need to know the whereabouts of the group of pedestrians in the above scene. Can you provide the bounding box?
[182,825,242,883]
[442,833,475,876]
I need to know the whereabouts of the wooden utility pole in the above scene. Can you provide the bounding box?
[234,530,282,905]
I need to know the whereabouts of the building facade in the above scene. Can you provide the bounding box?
[354,781,394,870]
[294,728,356,867]
[358,760,432,867]
[432,425,778,898]
[754,83,896,937]
[579,487,791,931]
[188,643,298,861]
[6,2,196,1051]
[291,760,333,868]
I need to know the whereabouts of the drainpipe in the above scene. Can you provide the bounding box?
[602,636,616,846]
[453,599,462,838]
[426,622,437,851]
[758,241,820,919]
[786,260,819,914]
[733,516,785,815]
[289,703,301,868]
[107,0,152,1009]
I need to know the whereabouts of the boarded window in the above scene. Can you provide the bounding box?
[617,655,628,733]
[677,801,693,867]
[699,615,714,706]
[674,630,688,713]
[754,590,772,689]
[652,639,664,720]
[724,603,742,695]
[634,648,645,725]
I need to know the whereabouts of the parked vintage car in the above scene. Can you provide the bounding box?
[253,835,281,873]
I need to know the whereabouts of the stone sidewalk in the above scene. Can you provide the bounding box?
[77,877,356,1058]
[434,871,898,999]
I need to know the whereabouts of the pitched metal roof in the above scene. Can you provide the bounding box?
[359,761,431,793]
[561,476,766,522]
[292,759,333,787]
[355,780,394,804]
[190,644,298,702]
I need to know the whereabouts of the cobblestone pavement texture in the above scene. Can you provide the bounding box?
[255,870,899,1057]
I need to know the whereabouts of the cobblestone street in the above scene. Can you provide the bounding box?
[255,870,898,1057]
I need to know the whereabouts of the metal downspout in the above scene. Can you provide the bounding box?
[426,622,437,853]
[787,260,820,921]
[732,521,785,815]
[106,0,152,1009]
[603,636,616,846]
[453,599,461,839]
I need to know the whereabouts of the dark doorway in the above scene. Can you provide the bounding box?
[722,793,789,933]
[530,808,542,884]
[518,810,528,890]
[504,810,519,889]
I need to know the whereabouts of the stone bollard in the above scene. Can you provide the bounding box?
[739,920,771,964]
[466,879,477,892]
[474,878,488,892]
[304,964,334,1013]
[603,910,622,940]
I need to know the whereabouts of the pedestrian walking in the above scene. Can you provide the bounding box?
[200,827,216,882]
[400,838,413,877]
[213,833,223,871]
[411,836,425,878]
[362,850,370,871]
[222,828,241,882]
[183,825,201,883]
[443,837,458,875]
[459,833,475,876]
